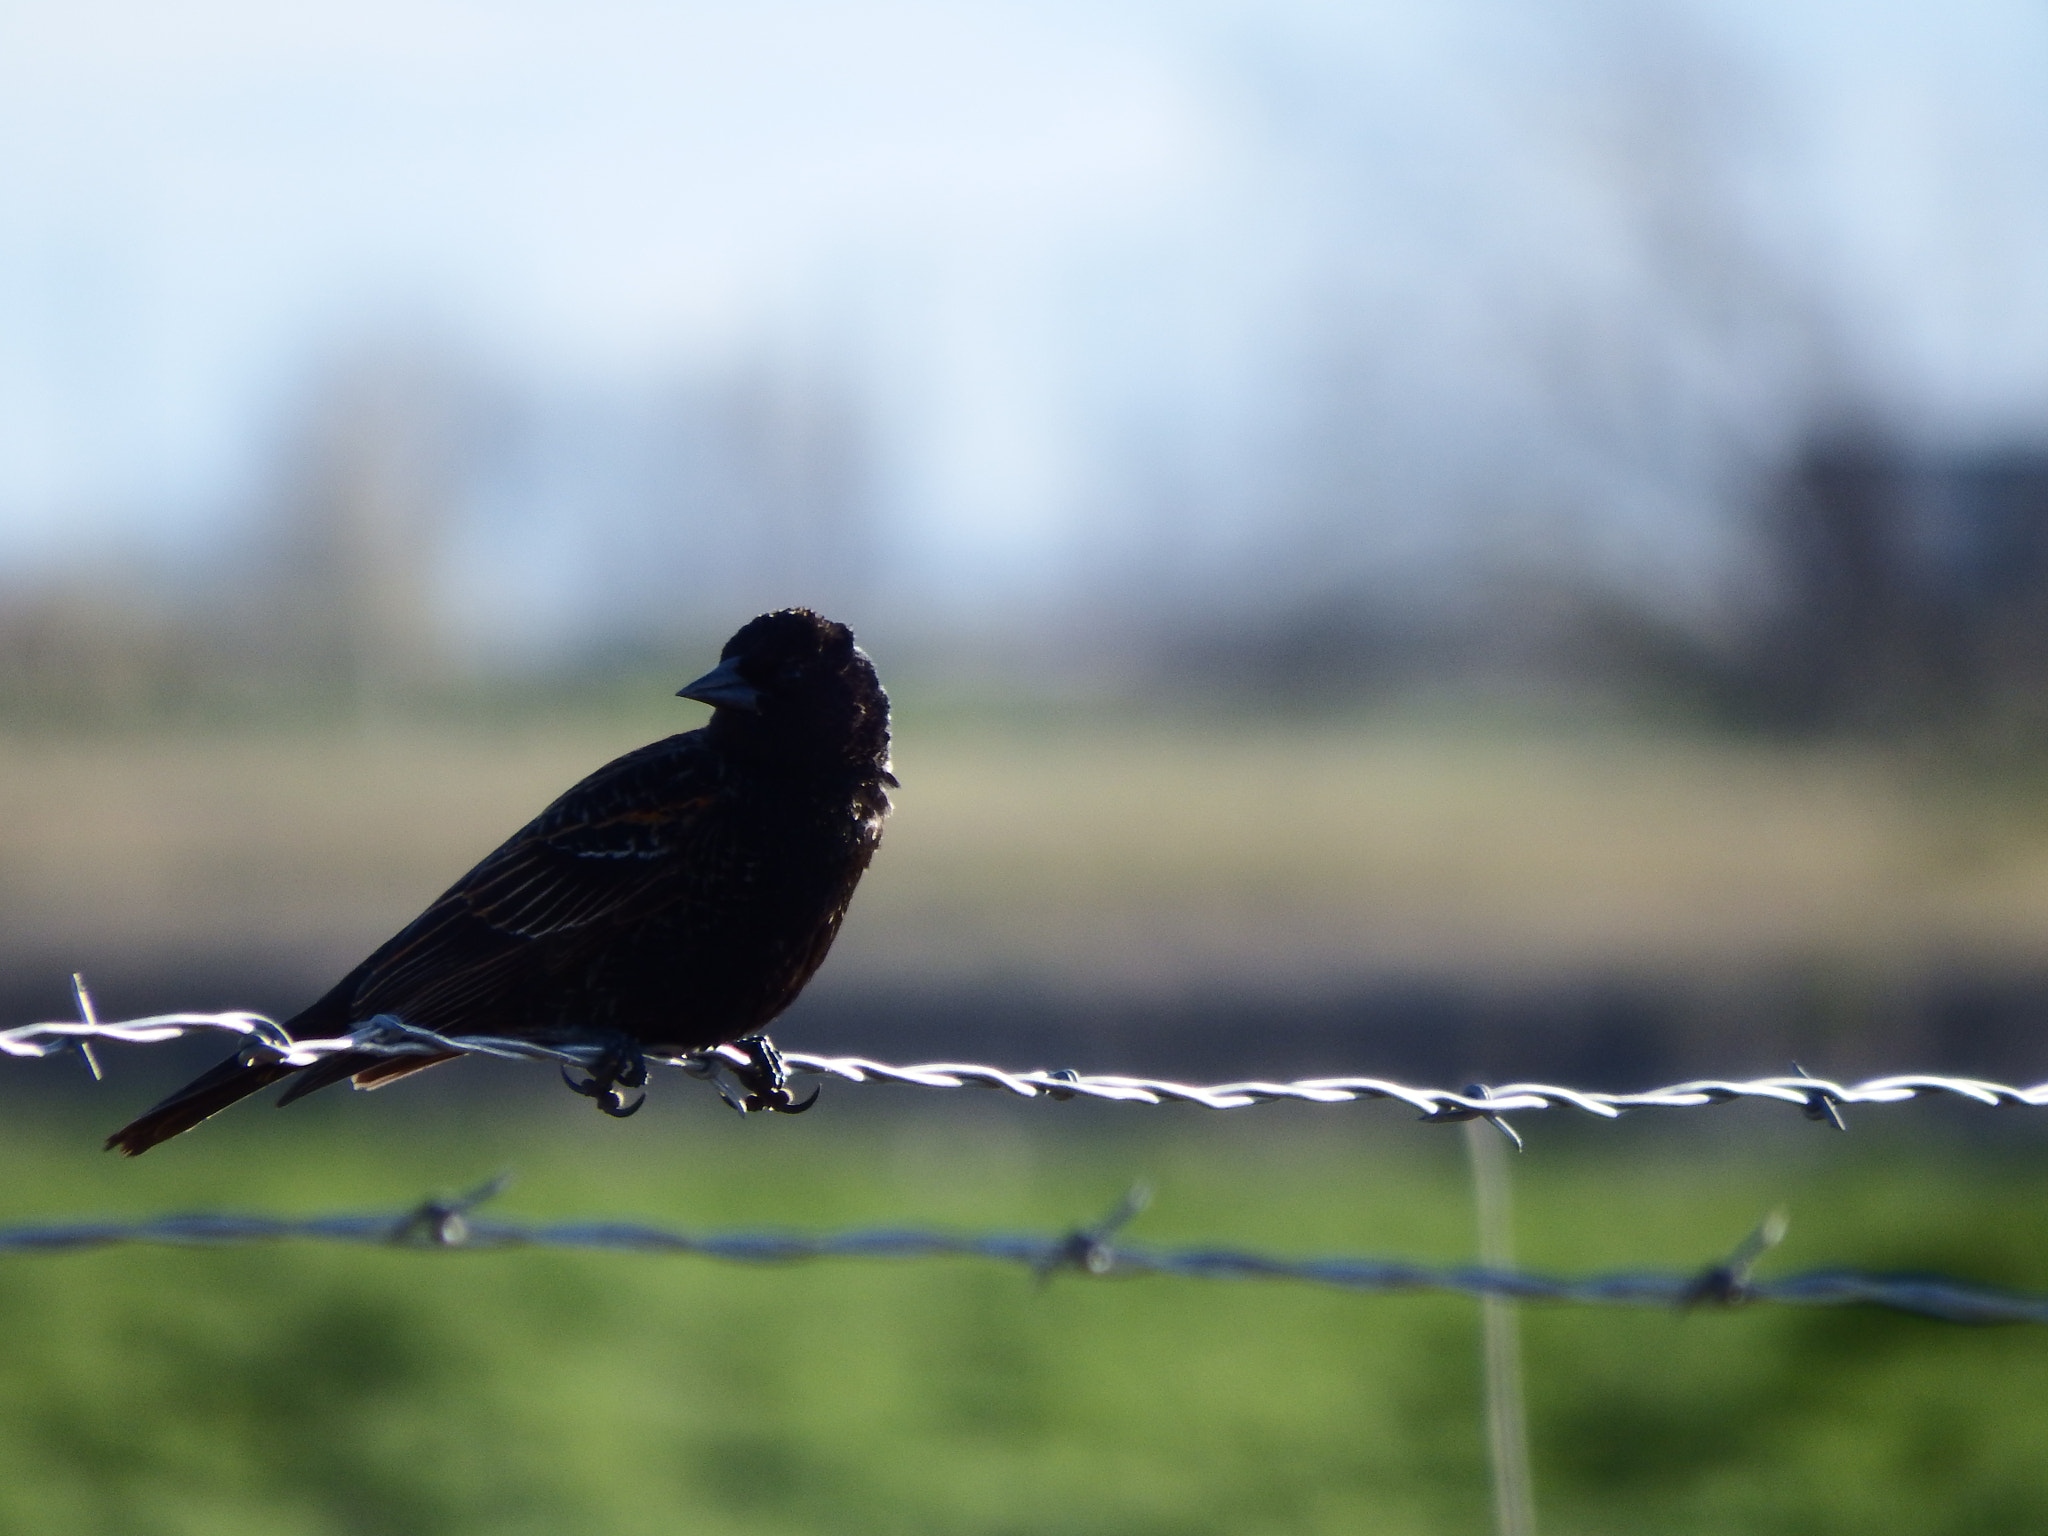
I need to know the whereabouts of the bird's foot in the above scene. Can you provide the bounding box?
[561,1038,650,1118]
[718,1034,819,1116]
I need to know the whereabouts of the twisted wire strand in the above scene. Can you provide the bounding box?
[0,1197,2037,1325]
[8,1005,2048,1124]
[8,1000,2043,1324]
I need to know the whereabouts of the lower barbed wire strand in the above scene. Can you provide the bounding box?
[8,1006,2048,1121]
[0,1206,2038,1324]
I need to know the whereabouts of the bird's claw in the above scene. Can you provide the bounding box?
[560,1040,650,1118]
[719,1035,818,1115]
[599,1090,647,1118]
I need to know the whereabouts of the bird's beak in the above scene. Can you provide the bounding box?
[676,655,762,713]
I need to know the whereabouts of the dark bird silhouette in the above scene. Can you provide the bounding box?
[107,608,893,1155]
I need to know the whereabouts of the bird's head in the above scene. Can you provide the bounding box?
[678,609,892,778]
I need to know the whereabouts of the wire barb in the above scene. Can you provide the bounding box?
[67,974,103,1083]
[1792,1062,1848,1131]
[390,1172,513,1247]
[1035,1183,1152,1281]
[1683,1208,1791,1308]
[1423,1083,1524,1149]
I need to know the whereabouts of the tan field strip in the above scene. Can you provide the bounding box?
[4,714,2047,989]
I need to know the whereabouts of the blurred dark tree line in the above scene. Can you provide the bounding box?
[1747,436,2048,732]
[4,318,2048,739]
[1564,433,2048,738]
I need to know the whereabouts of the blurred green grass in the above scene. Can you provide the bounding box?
[0,1088,2044,1536]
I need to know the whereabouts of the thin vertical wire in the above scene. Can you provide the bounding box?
[1466,1117,1537,1536]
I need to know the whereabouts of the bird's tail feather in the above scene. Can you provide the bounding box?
[104,1051,299,1156]
[274,1049,461,1105]
[104,1044,463,1154]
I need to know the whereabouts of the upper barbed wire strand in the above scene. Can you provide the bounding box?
[7,1007,2048,1118]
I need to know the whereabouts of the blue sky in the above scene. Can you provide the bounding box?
[2,0,2045,632]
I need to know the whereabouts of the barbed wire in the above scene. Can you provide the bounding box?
[9,994,2048,1132]
[8,990,2045,1326]
[0,1179,2037,1325]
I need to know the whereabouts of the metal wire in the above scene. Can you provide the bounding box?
[0,1183,2037,1325]
[8,1002,2048,1128]
[7,994,2044,1326]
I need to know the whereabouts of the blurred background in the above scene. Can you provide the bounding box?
[5,0,2048,1531]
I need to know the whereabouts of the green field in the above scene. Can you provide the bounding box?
[0,1083,2043,1536]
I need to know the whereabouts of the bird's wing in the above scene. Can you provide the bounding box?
[331,732,730,1033]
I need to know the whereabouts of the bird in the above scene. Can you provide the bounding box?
[106,608,893,1155]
